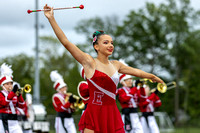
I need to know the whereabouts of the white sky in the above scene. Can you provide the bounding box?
[0,0,199,58]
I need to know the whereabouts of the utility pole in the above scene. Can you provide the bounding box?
[34,0,40,104]
[175,66,179,125]
[174,39,180,126]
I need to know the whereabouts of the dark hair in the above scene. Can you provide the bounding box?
[92,30,106,53]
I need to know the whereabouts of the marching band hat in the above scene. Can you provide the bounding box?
[0,63,13,86]
[119,74,132,83]
[53,79,67,91]
[50,70,67,91]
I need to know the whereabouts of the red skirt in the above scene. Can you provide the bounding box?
[78,103,125,133]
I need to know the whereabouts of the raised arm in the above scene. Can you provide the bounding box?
[115,61,164,83]
[43,4,93,66]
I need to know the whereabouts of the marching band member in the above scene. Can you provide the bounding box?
[139,83,162,133]
[117,74,144,133]
[0,63,25,133]
[44,5,164,132]
[50,70,77,133]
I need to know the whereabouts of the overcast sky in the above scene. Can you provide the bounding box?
[0,0,199,58]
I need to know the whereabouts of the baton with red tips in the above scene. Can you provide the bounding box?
[27,4,84,14]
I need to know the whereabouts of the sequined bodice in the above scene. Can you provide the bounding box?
[87,70,119,105]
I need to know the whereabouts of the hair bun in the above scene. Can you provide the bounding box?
[92,30,105,38]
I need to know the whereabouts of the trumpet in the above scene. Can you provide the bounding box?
[137,78,153,87]
[65,93,85,110]
[151,81,176,93]
[23,84,32,93]
[16,84,32,96]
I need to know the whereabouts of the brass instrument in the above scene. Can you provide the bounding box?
[16,84,32,96]
[65,93,85,110]
[23,84,32,93]
[140,78,152,82]
[137,78,153,87]
[151,81,176,93]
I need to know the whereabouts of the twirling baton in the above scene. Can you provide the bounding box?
[27,4,84,14]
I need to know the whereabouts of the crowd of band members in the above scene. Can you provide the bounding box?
[0,63,161,133]
[117,74,161,133]
[0,63,32,133]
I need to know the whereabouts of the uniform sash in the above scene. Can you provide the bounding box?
[88,79,116,100]
[1,90,16,114]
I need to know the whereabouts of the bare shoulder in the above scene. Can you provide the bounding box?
[110,60,119,64]
[110,60,121,70]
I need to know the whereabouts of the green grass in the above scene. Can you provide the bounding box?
[47,115,200,133]
[161,128,200,133]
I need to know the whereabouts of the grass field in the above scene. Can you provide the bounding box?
[47,115,200,133]
[48,128,200,133]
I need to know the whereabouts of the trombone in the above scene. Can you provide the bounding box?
[150,81,176,93]
[65,93,85,110]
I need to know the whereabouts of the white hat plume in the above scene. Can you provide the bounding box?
[0,63,13,78]
[50,70,63,82]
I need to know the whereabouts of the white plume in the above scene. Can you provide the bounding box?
[50,70,63,82]
[0,63,13,78]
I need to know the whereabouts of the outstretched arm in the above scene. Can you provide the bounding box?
[116,61,164,83]
[43,4,93,66]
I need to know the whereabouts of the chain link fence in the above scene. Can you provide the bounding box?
[46,114,81,132]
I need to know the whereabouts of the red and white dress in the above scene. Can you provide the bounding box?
[77,81,89,115]
[139,93,162,133]
[52,92,76,133]
[78,81,89,106]
[117,86,144,133]
[78,70,125,133]
[0,90,25,133]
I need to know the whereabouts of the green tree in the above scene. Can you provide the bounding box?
[158,0,200,125]
[179,30,200,125]
[0,54,35,92]
[39,36,83,114]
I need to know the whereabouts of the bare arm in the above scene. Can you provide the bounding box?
[43,4,93,67]
[114,61,164,83]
